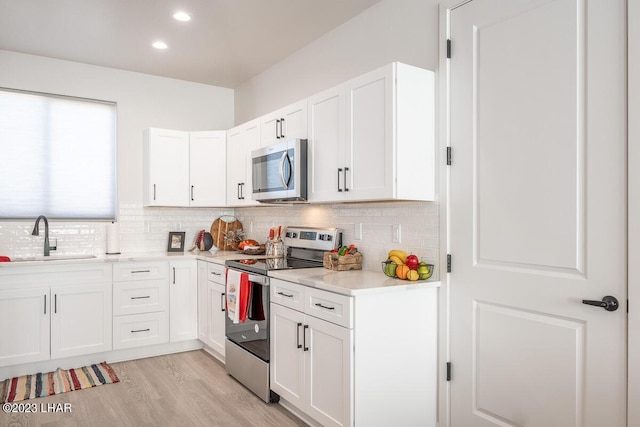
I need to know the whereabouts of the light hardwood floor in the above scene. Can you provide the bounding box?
[1,350,307,427]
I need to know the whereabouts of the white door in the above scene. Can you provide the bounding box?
[281,99,308,141]
[0,287,50,367]
[305,316,352,427]
[169,261,198,342]
[51,283,112,359]
[145,128,189,206]
[206,282,226,356]
[189,131,226,207]
[270,303,306,409]
[307,85,346,203]
[448,1,626,426]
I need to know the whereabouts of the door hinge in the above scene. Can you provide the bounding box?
[446,147,452,165]
[447,254,452,273]
[446,362,452,381]
[447,39,452,59]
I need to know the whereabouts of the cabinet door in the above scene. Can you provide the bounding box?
[260,110,282,147]
[144,128,189,206]
[50,283,112,359]
[0,288,50,367]
[189,131,226,207]
[281,99,308,141]
[207,282,226,357]
[197,261,209,343]
[227,120,260,206]
[345,65,394,201]
[307,85,346,202]
[305,315,353,427]
[270,303,306,410]
[169,260,198,342]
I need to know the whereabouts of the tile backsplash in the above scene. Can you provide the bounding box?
[0,201,439,277]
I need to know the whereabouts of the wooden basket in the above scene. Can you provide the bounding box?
[323,252,362,271]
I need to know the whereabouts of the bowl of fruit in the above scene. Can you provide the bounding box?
[382,250,434,281]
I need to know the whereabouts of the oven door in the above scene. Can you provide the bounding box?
[225,269,270,362]
[251,138,307,202]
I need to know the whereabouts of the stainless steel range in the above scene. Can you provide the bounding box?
[224,226,341,403]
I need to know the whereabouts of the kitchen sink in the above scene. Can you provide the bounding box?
[11,255,98,262]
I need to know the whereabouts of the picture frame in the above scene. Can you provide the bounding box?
[167,231,186,252]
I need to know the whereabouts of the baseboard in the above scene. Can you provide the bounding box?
[0,340,203,380]
[278,398,323,427]
[201,344,225,364]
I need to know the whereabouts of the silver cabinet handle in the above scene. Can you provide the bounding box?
[44,294,47,315]
[153,184,157,200]
[54,294,57,314]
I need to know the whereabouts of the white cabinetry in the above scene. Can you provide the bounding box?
[270,278,438,427]
[260,99,308,147]
[0,264,113,368]
[271,280,353,427]
[169,260,198,342]
[0,287,49,367]
[189,131,227,207]
[112,261,169,350]
[144,128,227,207]
[144,128,190,206]
[226,119,260,206]
[197,261,226,359]
[50,282,112,359]
[308,62,435,203]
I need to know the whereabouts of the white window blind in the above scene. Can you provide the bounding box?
[0,88,117,219]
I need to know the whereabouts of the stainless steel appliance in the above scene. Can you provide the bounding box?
[224,226,340,403]
[250,139,308,203]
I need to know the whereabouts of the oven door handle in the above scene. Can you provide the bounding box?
[227,268,269,286]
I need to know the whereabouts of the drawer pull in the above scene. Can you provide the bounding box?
[296,322,302,349]
[131,270,151,274]
[210,271,222,276]
[277,291,294,298]
[131,328,150,333]
[315,303,335,310]
[131,296,151,300]
[303,324,309,351]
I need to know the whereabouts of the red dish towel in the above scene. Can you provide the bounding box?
[0,256,10,262]
[225,269,252,324]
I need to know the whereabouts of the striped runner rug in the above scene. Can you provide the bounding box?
[0,362,119,403]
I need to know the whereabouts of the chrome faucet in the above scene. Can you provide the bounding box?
[32,215,54,256]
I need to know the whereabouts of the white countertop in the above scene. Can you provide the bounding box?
[268,267,440,296]
[0,250,440,296]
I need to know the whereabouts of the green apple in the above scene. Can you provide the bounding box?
[417,264,432,280]
[383,261,397,277]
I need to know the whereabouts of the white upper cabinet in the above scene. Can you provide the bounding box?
[144,128,227,207]
[226,119,261,206]
[260,99,308,147]
[189,131,226,207]
[308,62,435,203]
[144,128,190,206]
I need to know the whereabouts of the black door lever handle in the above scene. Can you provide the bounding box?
[582,295,619,312]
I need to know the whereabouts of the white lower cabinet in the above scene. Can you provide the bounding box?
[0,287,50,367]
[50,283,112,359]
[0,264,113,367]
[270,278,438,427]
[112,261,170,350]
[169,260,198,342]
[197,260,226,358]
[271,280,353,427]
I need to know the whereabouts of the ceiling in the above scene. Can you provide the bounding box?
[0,0,383,88]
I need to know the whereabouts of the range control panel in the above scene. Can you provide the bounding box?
[283,226,341,251]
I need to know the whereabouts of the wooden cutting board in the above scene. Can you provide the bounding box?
[210,216,243,250]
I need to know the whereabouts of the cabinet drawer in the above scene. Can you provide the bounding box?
[113,312,169,350]
[271,278,305,312]
[113,261,168,282]
[113,279,168,316]
[305,287,353,328]
[207,263,226,285]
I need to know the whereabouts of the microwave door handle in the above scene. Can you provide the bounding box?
[279,151,291,189]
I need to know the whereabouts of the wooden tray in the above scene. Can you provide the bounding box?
[210,216,243,250]
[323,252,362,271]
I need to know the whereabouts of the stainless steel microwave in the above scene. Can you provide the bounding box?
[251,139,308,203]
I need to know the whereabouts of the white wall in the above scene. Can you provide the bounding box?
[234,0,440,123]
[0,50,234,256]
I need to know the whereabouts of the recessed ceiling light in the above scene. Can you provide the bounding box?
[173,11,191,22]
[152,41,168,50]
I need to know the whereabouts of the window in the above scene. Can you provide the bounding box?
[0,88,117,219]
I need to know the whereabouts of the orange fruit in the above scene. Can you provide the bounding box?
[395,264,410,280]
